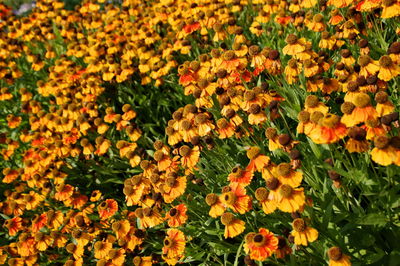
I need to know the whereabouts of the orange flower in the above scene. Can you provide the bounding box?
[244,228,278,261]
[309,114,347,144]
[273,163,303,188]
[346,127,369,153]
[4,217,23,236]
[194,113,215,136]
[112,220,131,239]
[248,104,267,125]
[94,241,112,259]
[154,151,180,173]
[90,190,102,202]
[220,182,252,214]
[381,0,400,18]
[31,213,47,233]
[356,0,381,12]
[254,187,277,214]
[179,145,200,169]
[291,218,318,246]
[54,183,74,201]
[2,168,19,183]
[108,248,126,265]
[66,243,84,260]
[133,256,153,266]
[359,55,380,77]
[123,174,150,206]
[216,118,236,139]
[329,10,344,25]
[378,55,400,81]
[341,93,378,127]
[246,146,270,173]
[141,207,164,228]
[35,232,52,251]
[162,174,187,203]
[284,59,301,84]
[277,185,305,213]
[220,212,245,238]
[228,166,253,186]
[205,193,225,218]
[166,204,188,227]
[304,95,329,114]
[282,34,306,56]
[98,199,118,220]
[361,119,386,140]
[327,0,353,7]
[371,136,398,166]
[327,247,352,266]
[162,229,186,262]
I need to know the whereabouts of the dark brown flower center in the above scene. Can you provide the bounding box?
[169,208,178,217]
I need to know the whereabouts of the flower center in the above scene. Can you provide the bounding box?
[293,218,306,232]
[353,93,370,108]
[374,136,390,149]
[279,184,293,198]
[328,247,343,261]
[305,95,319,108]
[320,114,340,128]
[164,238,173,248]
[179,145,191,157]
[169,208,178,217]
[166,177,177,188]
[131,174,142,186]
[341,102,355,114]
[255,187,269,201]
[276,163,291,176]
[379,55,393,67]
[286,34,298,45]
[220,212,235,225]
[222,191,237,205]
[232,166,243,177]
[247,147,260,160]
[358,55,371,67]
[205,193,218,206]
[266,177,280,190]
[253,234,267,247]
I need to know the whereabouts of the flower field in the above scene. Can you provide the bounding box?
[0,0,400,265]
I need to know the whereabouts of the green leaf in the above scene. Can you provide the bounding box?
[356,213,388,226]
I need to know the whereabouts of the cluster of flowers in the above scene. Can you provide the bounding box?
[0,0,399,265]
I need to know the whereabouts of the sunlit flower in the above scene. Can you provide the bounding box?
[98,199,118,220]
[244,228,278,261]
[162,229,185,263]
[205,193,225,218]
[220,182,252,214]
[220,212,245,238]
[291,218,318,246]
[166,204,188,227]
[327,247,352,266]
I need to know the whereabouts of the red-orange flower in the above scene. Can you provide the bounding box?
[244,228,279,261]
[228,166,253,186]
[309,114,347,144]
[246,146,270,173]
[220,182,252,214]
[162,229,186,262]
[166,204,188,227]
[98,199,118,220]
[4,217,23,236]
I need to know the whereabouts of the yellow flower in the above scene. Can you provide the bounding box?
[291,218,318,246]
